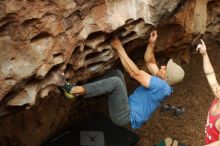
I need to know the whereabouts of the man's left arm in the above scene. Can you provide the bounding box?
[144,30,159,76]
[111,37,151,88]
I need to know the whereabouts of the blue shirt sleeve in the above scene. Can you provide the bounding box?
[148,76,172,101]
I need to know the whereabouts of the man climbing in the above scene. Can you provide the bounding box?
[196,39,220,146]
[59,30,185,129]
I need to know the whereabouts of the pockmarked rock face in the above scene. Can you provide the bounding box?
[0,0,185,106]
[205,0,220,43]
[0,0,213,146]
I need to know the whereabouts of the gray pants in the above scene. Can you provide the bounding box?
[82,69,130,126]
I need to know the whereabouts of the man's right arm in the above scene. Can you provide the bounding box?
[197,39,220,98]
[144,30,159,76]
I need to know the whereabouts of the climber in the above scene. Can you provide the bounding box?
[196,39,220,146]
[58,30,185,129]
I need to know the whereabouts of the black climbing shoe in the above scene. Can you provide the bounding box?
[173,106,185,116]
[160,104,185,116]
[58,82,75,99]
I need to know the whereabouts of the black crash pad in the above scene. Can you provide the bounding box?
[43,112,139,146]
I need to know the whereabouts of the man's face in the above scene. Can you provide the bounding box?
[157,66,167,80]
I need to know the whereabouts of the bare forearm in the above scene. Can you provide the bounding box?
[144,43,156,64]
[116,47,140,77]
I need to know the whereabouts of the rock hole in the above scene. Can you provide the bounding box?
[72,46,81,54]
[65,63,74,72]
[30,32,53,54]
[87,61,105,67]
[0,22,11,30]
[82,46,90,51]
[22,18,39,26]
[53,53,63,58]
[86,61,106,72]
[5,77,13,80]
[125,18,135,24]
[85,52,102,60]
[86,31,106,40]
[30,32,52,43]
[10,58,15,61]
[123,31,136,38]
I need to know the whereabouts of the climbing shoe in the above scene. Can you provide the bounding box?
[58,82,75,99]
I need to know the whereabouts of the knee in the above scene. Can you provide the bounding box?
[111,76,124,87]
[113,69,124,79]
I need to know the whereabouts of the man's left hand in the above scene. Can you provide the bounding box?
[110,37,123,50]
[149,30,158,45]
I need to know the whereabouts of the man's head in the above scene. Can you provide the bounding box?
[165,59,185,85]
[157,59,185,85]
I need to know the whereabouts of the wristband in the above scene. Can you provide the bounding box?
[205,71,214,75]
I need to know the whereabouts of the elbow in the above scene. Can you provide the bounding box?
[145,56,156,65]
[145,58,152,68]
[144,60,149,66]
[129,69,140,79]
[144,56,149,63]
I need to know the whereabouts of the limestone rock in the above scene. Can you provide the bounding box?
[205,0,220,44]
[0,0,184,107]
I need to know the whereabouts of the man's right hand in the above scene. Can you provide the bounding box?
[149,30,158,45]
[110,37,123,51]
[196,39,207,56]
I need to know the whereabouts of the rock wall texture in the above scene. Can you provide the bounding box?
[0,0,186,107]
[0,0,218,145]
[205,0,220,44]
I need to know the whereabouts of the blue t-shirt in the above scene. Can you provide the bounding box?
[129,76,172,129]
